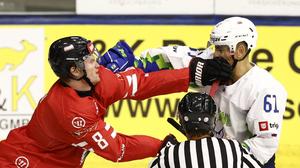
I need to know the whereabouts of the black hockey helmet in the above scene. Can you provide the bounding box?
[178,92,217,135]
[48,36,99,80]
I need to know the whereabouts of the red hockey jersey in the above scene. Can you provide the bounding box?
[0,66,189,168]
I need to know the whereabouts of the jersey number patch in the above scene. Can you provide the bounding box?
[92,132,109,149]
[263,94,279,113]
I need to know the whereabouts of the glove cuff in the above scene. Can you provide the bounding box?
[189,57,205,87]
[160,134,178,149]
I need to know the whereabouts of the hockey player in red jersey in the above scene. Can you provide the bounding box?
[0,36,192,167]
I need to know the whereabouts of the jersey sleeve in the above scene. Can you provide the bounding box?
[95,66,189,106]
[138,46,213,92]
[243,84,287,164]
[72,120,162,162]
[59,105,162,162]
[138,46,213,72]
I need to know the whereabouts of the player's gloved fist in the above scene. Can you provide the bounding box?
[160,134,179,149]
[98,41,136,73]
[189,57,232,86]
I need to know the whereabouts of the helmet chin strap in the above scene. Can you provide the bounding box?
[231,49,251,69]
[69,61,95,90]
[81,70,95,90]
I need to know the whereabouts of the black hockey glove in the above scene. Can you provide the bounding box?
[160,134,179,149]
[189,57,232,86]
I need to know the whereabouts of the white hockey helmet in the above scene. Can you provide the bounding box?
[209,17,258,53]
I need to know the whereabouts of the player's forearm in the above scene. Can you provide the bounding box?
[86,129,161,162]
[130,68,190,100]
[118,134,162,162]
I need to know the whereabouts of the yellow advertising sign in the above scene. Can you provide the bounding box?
[0,25,299,167]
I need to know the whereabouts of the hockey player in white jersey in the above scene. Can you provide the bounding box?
[98,17,287,168]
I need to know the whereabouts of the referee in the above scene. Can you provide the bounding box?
[149,92,263,168]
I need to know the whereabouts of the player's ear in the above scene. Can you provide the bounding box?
[69,66,82,78]
[235,42,247,60]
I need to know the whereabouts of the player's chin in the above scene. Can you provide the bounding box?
[91,77,100,85]
[95,75,100,82]
[87,74,100,84]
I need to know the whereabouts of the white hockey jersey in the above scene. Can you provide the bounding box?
[214,65,287,164]
[141,46,288,164]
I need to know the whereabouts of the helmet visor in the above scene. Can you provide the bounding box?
[83,42,101,63]
[206,41,234,57]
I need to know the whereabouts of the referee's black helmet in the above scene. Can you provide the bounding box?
[178,92,217,135]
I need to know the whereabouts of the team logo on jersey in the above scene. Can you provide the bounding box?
[73,123,98,137]
[72,117,86,129]
[269,122,279,130]
[15,156,29,168]
[259,121,269,131]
